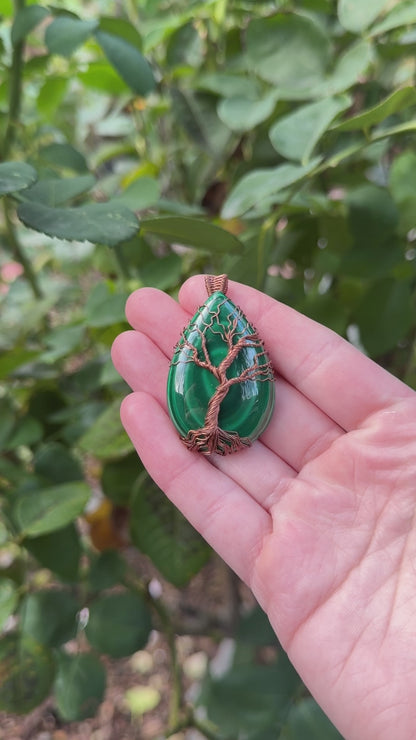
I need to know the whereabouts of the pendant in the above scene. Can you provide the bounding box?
[167,275,275,455]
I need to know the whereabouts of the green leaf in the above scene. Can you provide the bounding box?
[141,216,243,253]
[98,16,143,49]
[281,697,343,739]
[34,442,83,485]
[54,652,106,721]
[0,579,18,630]
[37,76,68,118]
[340,185,401,277]
[40,324,85,363]
[130,474,210,587]
[84,283,128,328]
[347,184,399,244]
[389,150,416,232]
[0,162,37,195]
[236,607,279,648]
[77,62,128,94]
[309,40,373,98]
[372,120,416,140]
[27,388,66,431]
[369,0,416,36]
[6,415,43,449]
[390,151,416,203]
[0,457,27,489]
[166,21,204,68]
[332,87,416,132]
[87,550,127,591]
[20,589,78,648]
[0,348,39,379]
[338,0,390,32]
[38,143,88,173]
[20,174,95,207]
[197,73,260,99]
[78,399,133,459]
[0,522,8,546]
[200,651,301,736]
[139,253,183,290]
[24,524,81,582]
[11,4,49,44]
[13,482,90,537]
[95,30,156,96]
[246,13,331,92]
[45,17,98,56]
[269,96,351,164]
[112,176,160,210]
[85,591,152,658]
[0,0,13,18]
[222,159,320,219]
[0,397,16,449]
[0,634,54,713]
[17,201,139,247]
[355,279,413,357]
[101,452,143,505]
[300,294,348,335]
[171,88,232,156]
[218,92,278,133]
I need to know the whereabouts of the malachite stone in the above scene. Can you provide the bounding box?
[167,286,275,455]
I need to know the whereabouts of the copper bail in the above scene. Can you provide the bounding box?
[205,274,228,296]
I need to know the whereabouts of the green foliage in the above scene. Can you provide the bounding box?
[200,607,343,739]
[53,651,106,721]
[20,589,79,647]
[85,590,152,658]
[0,633,55,714]
[0,162,37,195]
[1,0,415,735]
[17,202,139,247]
[130,473,211,587]
[12,482,91,537]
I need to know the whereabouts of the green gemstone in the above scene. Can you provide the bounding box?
[167,291,275,455]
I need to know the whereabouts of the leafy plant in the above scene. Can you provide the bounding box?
[0,0,415,737]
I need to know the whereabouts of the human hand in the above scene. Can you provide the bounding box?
[111,276,416,740]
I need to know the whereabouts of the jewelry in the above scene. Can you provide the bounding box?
[167,275,275,455]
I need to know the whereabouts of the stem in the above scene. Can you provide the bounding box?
[150,594,182,729]
[191,713,222,740]
[1,1,44,300]
[257,212,280,290]
[167,713,221,740]
[2,0,26,159]
[124,574,183,728]
[2,198,43,299]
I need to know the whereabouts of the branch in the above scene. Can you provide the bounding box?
[173,327,222,379]
[124,573,183,728]
[2,0,26,159]
[218,332,264,376]
[2,199,44,299]
[167,708,221,740]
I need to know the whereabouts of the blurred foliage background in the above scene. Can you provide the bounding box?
[0,0,415,737]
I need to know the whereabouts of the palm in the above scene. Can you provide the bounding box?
[112,276,416,740]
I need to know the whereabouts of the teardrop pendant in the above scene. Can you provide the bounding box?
[167,275,275,455]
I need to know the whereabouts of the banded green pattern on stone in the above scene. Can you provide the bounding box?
[167,291,275,453]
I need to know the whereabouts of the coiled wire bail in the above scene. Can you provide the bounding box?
[205,274,228,296]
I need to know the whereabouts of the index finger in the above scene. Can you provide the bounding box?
[179,276,413,431]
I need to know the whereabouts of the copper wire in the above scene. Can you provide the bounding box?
[205,274,228,296]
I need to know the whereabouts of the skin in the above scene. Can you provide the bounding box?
[111,275,416,740]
